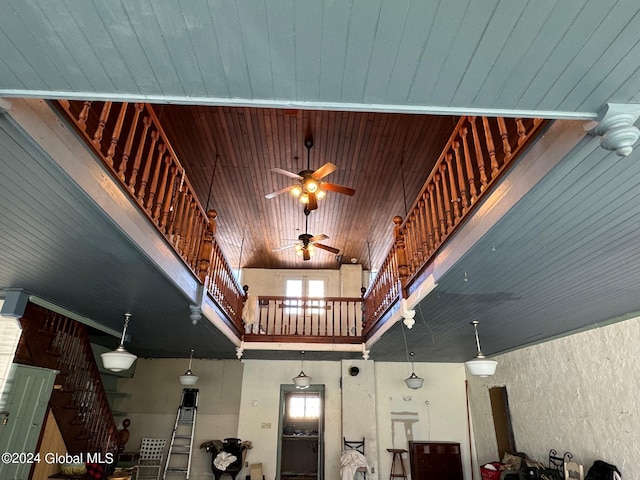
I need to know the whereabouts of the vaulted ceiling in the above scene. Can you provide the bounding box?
[1,1,640,362]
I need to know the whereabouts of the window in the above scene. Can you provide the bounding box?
[285,277,326,314]
[287,394,321,419]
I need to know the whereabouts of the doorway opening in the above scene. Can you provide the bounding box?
[489,386,516,459]
[277,385,324,480]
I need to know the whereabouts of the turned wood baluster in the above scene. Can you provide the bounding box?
[171,189,187,247]
[182,201,196,265]
[118,103,143,182]
[497,117,512,161]
[77,101,92,131]
[439,166,454,232]
[129,115,151,193]
[428,183,441,246]
[460,124,478,203]
[417,198,430,258]
[469,116,489,192]
[136,131,159,205]
[516,118,527,145]
[146,144,166,213]
[482,117,499,178]
[393,216,409,288]
[406,218,418,273]
[445,150,461,221]
[423,193,435,254]
[197,210,216,283]
[92,102,112,148]
[434,173,447,237]
[160,165,177,230]
[105,103,128,168]
[453,137,469,214]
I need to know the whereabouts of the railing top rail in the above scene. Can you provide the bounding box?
[257,295,363,302]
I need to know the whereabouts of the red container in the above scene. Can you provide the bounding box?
[480,462,503,480]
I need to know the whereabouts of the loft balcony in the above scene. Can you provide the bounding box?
[41,99,547,356]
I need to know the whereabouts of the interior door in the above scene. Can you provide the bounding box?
[0,364,57,480]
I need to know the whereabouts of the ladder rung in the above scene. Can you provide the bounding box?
[167,467,189,472]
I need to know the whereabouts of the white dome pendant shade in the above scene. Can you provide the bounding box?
[292,371,312,389]
[101,313,137,372]
[464,321,498,377]
[293,351,312,389]
[179,349,199,386]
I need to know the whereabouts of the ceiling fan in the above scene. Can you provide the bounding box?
[265,137,355,210]
[273,208,340,261]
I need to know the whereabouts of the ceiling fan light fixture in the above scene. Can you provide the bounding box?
[316,189,326,200]
[300,193,309,204]
[306,179,319,193]
[291,186,302,197]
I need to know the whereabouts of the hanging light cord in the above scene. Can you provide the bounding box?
[400,322,411,364]
[120,314,131,346]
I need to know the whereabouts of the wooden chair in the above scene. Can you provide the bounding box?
[343,437,367,480]
[564,461,584,480]
[135,437,167,480]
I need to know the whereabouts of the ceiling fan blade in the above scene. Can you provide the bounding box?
[271,167,302,180]
[312,162,337,180]
[322,182,356,196]
[307,191,318,210]
[314,243,341,254]
[265,184,296,199]
[309,234,328,243]
[303,248,311,261]
[272,243,297,252]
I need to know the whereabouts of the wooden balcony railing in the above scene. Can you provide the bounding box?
[56,100,246,330]
[243,296,364,343]
[363,116,546,334]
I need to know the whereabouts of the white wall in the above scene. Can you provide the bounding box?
[242,269,343,297]
[116,358,244,480]
[467,315,640,476]
[375,362,471,480]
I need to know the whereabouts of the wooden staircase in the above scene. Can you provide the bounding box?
[14,302,118,456]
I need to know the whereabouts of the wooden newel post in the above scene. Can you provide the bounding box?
[393,215,409,288]
[197,209,217,283]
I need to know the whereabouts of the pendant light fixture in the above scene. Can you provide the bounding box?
[101,313,137,372]
[464,321,498,377]
[292,351,312,389]
[401,322,423,389]
[179,349,199,386]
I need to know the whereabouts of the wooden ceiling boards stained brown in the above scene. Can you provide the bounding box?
[158,105,458,271]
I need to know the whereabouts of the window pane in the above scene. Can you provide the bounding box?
[288,395,320,419]
[307,280,325,297]
[286,279,303,297]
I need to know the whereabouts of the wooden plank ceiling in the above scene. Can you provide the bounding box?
[159,105,458,270]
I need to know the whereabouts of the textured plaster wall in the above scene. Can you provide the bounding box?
[116,358,243,479]
[374,362,471,480]
[341,359,378,480]
[467,316,640,476]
